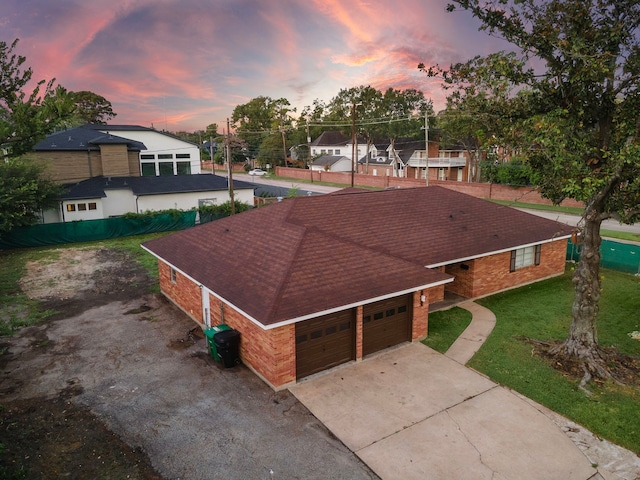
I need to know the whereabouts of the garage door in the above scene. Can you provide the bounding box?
[295,309,355,380]
[362,294,412,356]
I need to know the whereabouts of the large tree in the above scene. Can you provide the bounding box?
[0,39,54,156]
[231,96,295,165]
[428,0,640,383]
[0,158,62,235]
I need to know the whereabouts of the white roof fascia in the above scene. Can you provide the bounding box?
[263,277,454,331]
[426,235,571,269]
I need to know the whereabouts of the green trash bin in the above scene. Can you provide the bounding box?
[204,324,231,361]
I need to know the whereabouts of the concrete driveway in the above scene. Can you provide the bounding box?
[290,343,598,480]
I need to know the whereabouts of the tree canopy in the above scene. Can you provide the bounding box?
[428,0,640,384]
[0,158,63,235]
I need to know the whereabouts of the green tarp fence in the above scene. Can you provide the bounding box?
[0,211,197,250]
[567,238,640,274]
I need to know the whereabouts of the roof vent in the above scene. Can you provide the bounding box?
[51,143,57,147]
[68,136,72,142]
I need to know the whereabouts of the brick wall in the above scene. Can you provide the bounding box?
[158,261,203,322]
[211,298,296,390]
[444,240,568,299]
[355,305,364,360]
[274,167,584,208]
[411,290,429,341]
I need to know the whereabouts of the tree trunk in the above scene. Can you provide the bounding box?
[560,199,610,378]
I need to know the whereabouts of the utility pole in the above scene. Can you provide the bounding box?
[351,102,356,188]
[226,118,235,215]
[280,121,287,168]
[307,122,313,183]
[424,112,430,187]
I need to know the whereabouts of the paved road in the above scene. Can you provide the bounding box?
[514,208,640,236]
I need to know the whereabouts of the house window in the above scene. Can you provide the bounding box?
[141,154,155,159]
[327,149,333,155]
[77,203,87,211]
[158,153,173,159]
[510,245,542,272]
[176,161,191,175]
[66,204,76,212]
[176,153,190,159]
[88,203,97,210]
[335,149,340,155]
[170,267,177,283]
[159,162,174,175]
[141,163,156,176]
[438,168,446,180]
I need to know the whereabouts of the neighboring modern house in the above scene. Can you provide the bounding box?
[51,174,255,223]
[87,125,201,177]
[310,155,352,172]
[142,187,572,390]
[33,125,146,184]
[32,124,201,184]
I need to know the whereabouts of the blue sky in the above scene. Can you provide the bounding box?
[1,0,506,132]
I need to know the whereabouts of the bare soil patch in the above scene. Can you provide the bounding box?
[1,247,162,479]
[521,337,640,387]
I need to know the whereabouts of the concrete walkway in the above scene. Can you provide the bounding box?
[445,300,496,365]
[290,302,640,480]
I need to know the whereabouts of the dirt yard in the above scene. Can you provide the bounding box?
[0,247,376,480]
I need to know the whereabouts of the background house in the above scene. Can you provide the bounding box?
[310,155,352,172]
[56,175,255,223]
[33,124,201,183]
[87,125,201,177]
[142,187,572,390]
[32,125,251,224]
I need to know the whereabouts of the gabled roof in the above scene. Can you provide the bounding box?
[60,174,255,200]
[311,155,349,167]
[142,187,572,329]
[34,125,146,152]
[86,124,200,147]
[310,130,367,146]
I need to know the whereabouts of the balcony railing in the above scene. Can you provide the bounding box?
[407,157,467,168]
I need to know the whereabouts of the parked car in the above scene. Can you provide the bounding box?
[248,169,268,176]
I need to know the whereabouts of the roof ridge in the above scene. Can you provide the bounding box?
[262,200,307,324]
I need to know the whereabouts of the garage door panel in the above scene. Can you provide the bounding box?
[363,295,412,356]
[296,309,355,379]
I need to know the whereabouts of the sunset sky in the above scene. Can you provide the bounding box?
[1,0,507,133]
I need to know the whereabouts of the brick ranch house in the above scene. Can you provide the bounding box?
[142,187,572,390]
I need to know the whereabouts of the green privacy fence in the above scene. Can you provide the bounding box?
[567,238,640,274]
[0,211,198,250]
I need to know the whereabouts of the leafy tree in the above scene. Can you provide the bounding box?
[71,91,116,124]
[326,86,386,173]
[231,96,296,166]
[430,0,640,383]
[0,39,54,156]
[0,158,63,235]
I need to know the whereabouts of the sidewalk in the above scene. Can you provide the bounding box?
[444,301,640,480]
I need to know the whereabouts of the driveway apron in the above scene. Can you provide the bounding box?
[289,342,597,480]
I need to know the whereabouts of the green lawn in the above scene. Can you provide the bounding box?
[422,307,472,353]
[461,267,640,453]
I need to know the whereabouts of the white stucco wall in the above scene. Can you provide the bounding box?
[136,188,254,212]
[96,128,201,174]
[60,198,105,222]
[103,189,137,217]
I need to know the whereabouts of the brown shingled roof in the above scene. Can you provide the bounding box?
[142,186,572,328]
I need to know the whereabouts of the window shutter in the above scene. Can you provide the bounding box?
[510,250,516,272]
[535,245,542,265]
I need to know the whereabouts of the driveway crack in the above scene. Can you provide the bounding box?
[445,408,497,479]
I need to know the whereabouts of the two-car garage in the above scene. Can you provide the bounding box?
[295,294,413,380]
